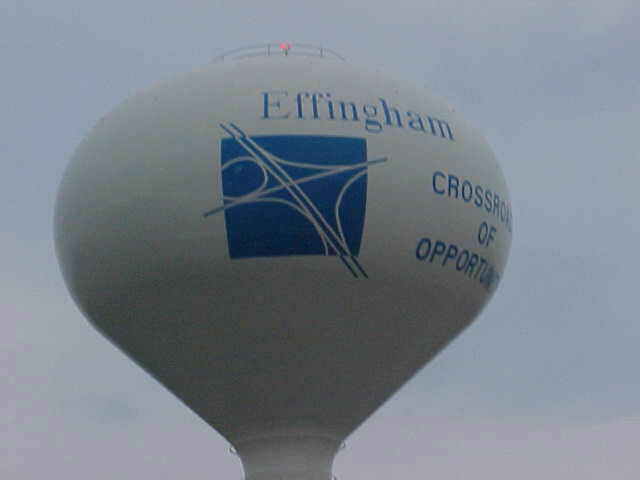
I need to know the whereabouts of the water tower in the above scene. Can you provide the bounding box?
[55,43,512,480]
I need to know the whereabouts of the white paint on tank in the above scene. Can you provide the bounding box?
[55,46,512,480]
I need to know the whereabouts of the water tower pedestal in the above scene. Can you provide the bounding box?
[236,433,341,480]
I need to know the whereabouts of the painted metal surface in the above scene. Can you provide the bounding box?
[55,53,512,480]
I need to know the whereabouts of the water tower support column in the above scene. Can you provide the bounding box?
[235,434,342,480]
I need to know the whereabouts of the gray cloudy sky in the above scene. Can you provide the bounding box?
[3,0,639,478]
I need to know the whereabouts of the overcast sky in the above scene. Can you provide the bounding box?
[3,1,639,478]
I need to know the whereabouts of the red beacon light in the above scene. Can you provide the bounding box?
[279,42,292,55]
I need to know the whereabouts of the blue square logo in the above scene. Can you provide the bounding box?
[204,123,387,277]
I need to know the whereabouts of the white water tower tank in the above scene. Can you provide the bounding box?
[55,44,512,480]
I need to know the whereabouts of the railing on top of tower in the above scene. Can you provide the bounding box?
[214,43,346,63]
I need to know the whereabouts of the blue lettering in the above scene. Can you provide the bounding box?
[478,222,489,246]
[379,98,403,128]
[479,264,493,284]
[474,185,483,207]
[339,101,359,121]
[416,238,432,260]
[311,92,323,119]
[433,171,446,195]
[462,180,473,202]
[430,171,513,238]
[477,222,497,247]
[443,244,458,266]
[488,226,496,247]
[427,116,454,140]
[448,175,460,199]
[415,238,501,293]
[474,258,487,279]
[407,111,426,132]
[429,240,447,262]
[262,91,290,119]
[489,271,500,290]
[363,105,382,133]
[259,91,455,139]
[296,92,307,119]
[484,189,492,213]
[465,254,479,275]
[326,93,335,119]
[456,250,470,271]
